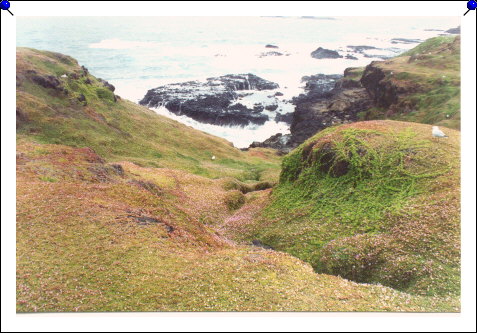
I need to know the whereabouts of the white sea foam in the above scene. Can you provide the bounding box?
[152,106,290,148]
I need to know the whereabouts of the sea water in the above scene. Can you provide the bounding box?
[17,16,459,147]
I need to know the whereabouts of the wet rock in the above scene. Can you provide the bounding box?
[265,44,279,49]
[249,133,292,154]
[288,72,373,146]
[265,104,278,111]
[310,47,342,59]
[274,112,294,124]
[293,74,343,104]
[140,74,279,127]
[345,54,358,60]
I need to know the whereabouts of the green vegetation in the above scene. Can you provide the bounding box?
[344,67,365,81]
[360,36,461,129]
[16,140,459,312]
[16,46,460,312]
[228,121,460,297]
[16,47,281,182]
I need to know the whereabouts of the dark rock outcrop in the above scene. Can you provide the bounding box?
[31,75,61,90]
[250,73,370,150]
[98,78,115,92]
[274,112,294,124]
[265,44,279,49]
[360,61,422,115]
[77,93,87,105]
[249,133,292,154]
[289,82,373,145]
[140,74,279,127]
[16,107,29,129]
[264,104,278,111]
[310,47,342,59]
[445,26,460,34]
[293,74,343,104]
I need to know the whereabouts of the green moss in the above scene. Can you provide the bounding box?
[238,121,460,296]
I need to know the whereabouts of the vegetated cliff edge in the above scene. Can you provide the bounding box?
[253,35,460,153]
[16,47,281,182]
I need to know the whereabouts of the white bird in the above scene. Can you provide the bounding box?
[211,155,216,160]
[432,126,448,139]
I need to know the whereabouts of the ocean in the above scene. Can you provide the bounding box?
[16,16,460,147]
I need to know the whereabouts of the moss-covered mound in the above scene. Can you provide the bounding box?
[236,120,460,296]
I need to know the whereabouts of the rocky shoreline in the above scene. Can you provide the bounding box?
[139,32,459,151]
[246,71,374,153]
[139,74,295,127]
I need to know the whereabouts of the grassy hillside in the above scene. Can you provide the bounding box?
[358,36,460,129]
[16,48,460,312]
[226,121,460,297]
[16,48,281,181]
[16,140,459,312]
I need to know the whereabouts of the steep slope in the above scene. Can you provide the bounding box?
[16,48,281,181]
[360,36,460,129]
[226,121,460,297]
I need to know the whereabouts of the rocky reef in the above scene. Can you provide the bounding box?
[139,74,285,127]
[310,47,342,59]
[249,73,373,152]
[289,74,373,146]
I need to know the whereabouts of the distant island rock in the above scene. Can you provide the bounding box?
[390,38,423,44]
[445,26,460,34]
[310,47,342,59]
